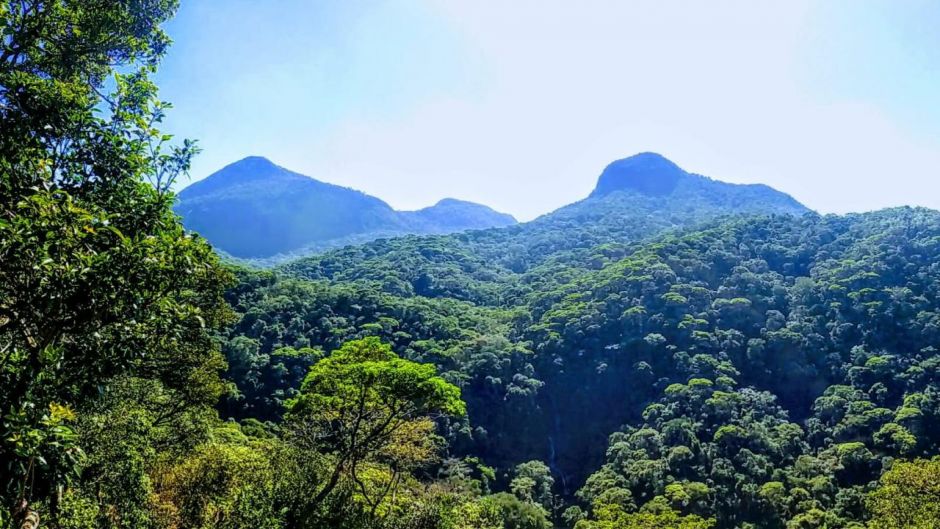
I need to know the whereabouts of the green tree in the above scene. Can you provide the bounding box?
[151,436,286,529]
[574,501,714,529]
[285,337,466,518]
[483,493,551,529]
[0,0,230,525]
[510,460,555,513]
[866,458,940,529]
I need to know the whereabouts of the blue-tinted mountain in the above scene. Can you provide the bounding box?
[174,157,516,258]
[401,198,516,232]
[585,151,807,213]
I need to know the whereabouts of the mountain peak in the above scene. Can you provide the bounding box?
[178,156,312,200]
[215,156,287,179]
[407,197,517,227]
[590,152,687,198]
[433,198,475,207]
[175,158,516,258]
[231,155,277,168]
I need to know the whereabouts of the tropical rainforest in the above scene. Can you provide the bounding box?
[1,2,939,529]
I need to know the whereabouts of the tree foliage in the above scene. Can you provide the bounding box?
[1,0,231,525]
[222,207,940,528]
[285,337,465,514]
[865,458,940,529]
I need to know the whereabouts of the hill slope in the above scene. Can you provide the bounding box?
[174,156,516,258]
[222,206,940,529]
[210,153,940,528]
[281,152,811,303]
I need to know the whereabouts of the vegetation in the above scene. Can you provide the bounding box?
[284,337,465,512]
[0,3,509,529]
[218,207,940,528]
[3,2,940,529]
[0,0,225,525]
[866,458,940,529]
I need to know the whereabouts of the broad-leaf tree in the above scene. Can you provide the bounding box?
[866,458,940,529]
[0,1,230,525]
[285,337,465,517]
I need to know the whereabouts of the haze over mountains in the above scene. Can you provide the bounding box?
[174,156,516,258]
[175,152,809,262]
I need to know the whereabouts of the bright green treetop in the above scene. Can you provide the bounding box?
[866,458,940,529]
[285,337,465,510]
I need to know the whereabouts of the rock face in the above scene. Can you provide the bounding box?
[590,152,687,197]
[174,157,516,259]
[586,152,809,216]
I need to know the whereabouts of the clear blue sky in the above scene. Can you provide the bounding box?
[156,0,940,221]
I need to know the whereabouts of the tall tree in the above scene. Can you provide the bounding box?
[0,1,230,526]
[285,337,465,520]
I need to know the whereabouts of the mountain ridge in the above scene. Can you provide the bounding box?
[175,156,517,258]
[588,152,806,210]
[177,152,810,263]
[280,153,812,306]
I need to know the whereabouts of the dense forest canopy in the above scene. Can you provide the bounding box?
[2,2,940,529]
[220,206,940,529]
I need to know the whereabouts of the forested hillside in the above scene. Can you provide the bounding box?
[3,3,940,529]
[219,206,940,529]
[280,152,808,305]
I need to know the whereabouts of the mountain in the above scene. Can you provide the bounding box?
[221,195,940,527]
[281,152,811,302]
[174,156,517,258]
[208,152,940,528]
[401,198,517,233]
[591,151,688,197]
[584,151,807,214]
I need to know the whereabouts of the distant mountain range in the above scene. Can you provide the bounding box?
[175,152,808,261]
[174,156,516,258]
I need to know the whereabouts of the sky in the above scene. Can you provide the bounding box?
[156,1,940,221]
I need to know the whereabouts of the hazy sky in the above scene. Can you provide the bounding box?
[157,1,940,221]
